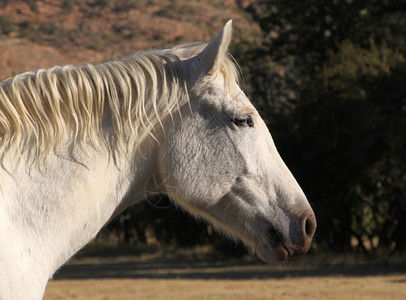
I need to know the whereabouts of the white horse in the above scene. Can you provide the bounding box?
[0,21,315,299]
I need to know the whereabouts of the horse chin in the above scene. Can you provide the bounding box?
[256,243,290,263]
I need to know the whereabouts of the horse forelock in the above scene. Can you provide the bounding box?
[0,43,240,161]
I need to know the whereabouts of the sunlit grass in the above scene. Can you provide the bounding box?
[44,247,406,300]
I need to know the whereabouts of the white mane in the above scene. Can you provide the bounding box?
[0,49,185,160]
[0,43,240,162]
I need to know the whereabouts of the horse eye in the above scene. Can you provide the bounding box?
[233,114,254,128]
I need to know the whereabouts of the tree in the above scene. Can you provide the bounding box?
[242,0,406,252]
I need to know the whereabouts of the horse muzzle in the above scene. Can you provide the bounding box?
[257,212,316,263]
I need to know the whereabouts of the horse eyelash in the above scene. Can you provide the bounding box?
[232,114,254,128]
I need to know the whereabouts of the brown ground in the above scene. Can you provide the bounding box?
[44,276,406,300]
[0,0,259,80]
[44,247,406,300]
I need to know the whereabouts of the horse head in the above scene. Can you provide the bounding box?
[158,21,316,263]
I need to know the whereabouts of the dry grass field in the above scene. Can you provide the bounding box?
[44,247,406,300]
[44,276,406,300]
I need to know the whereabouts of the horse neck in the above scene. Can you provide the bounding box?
[0,133,159,298]
[0,56,184,297]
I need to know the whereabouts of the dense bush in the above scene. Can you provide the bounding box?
[283,43,406,253]
[239,0,406,253]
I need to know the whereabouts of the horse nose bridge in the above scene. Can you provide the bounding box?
[259,151,304,199]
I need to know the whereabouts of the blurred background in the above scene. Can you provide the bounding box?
[1,0,405,258]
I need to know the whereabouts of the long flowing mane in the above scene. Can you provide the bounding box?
[0,43,239,160]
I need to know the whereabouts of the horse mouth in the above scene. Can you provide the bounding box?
[269,227,291,260]
[256,241,290,263]
[255,220,315,263]
[255,226,296,263]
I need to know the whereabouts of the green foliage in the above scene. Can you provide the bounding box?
[248,0,406,70]
[241,0,406,253]
[244,0,406,110]
[294,43,406,253]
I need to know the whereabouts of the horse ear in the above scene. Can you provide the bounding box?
[187,20,233,78]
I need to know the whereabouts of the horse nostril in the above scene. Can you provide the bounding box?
[288,214,316,257]
[280,213,317,258]
[304,214,316,241]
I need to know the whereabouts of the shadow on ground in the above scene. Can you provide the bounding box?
[53,248,406,280]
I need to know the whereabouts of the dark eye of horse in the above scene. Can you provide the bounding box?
[233,114,254,128]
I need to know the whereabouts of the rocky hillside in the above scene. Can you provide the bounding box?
[0,0,258,80]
